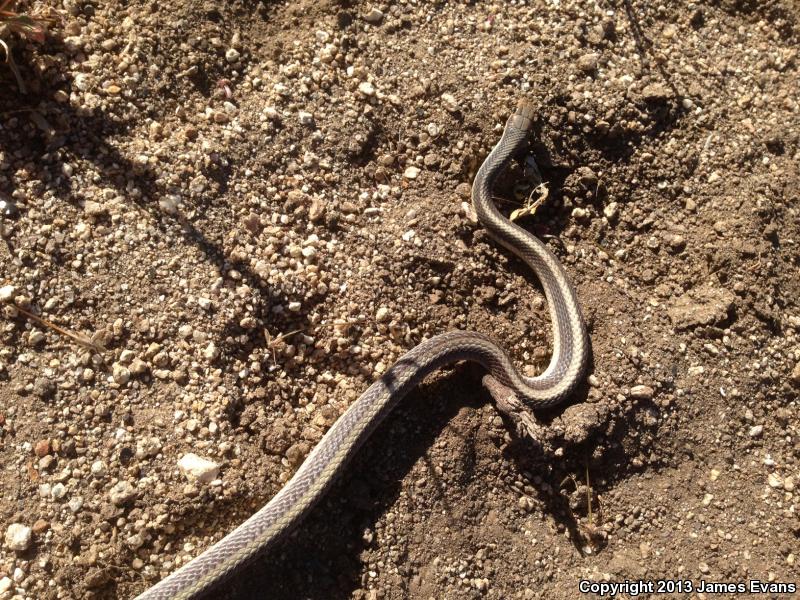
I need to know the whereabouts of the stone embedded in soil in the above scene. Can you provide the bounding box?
[404,166,420,179]
[34,439,51,457]
[577,53,599,73]
[33,377,56,399]
[364,7,384,24]
[0,284,15,302]
[791,362,800,386]
[177,453,220,483]
[4,523,32,552]
[629,385,654,400]
[108,481,137,506]
[667,285,735,330]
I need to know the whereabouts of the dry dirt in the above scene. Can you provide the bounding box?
[1,0,799,599]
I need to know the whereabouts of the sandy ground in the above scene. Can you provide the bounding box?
[1,0,799,598]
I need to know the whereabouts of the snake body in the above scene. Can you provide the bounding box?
[136,100,589,600]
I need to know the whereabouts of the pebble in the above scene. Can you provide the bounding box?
[375,307,391,323]
[0,284,15,302]
[441,93,459,113]
[641,82,673,101]
[577,53,599,73]
[33,377,56,399]
[298,111,315,127]
[667,286,735,330]
[364,7,384,24]
[791,362,800,386]
[177,453,220,483]
[404,166,420,179]
[748,424,763,437]
[603,202,619,220]
[0,576,11,594]
[73,73,92,91]
[204,341,220,361]
[358,81,376,96]
[34,439,51,457]
[112,363,130,385]
[629,385,654,400]
[135,437,162,459]
[225,48,241,63]
[108,480,137,506]
[4,523,32,551]
[51,482,67,500]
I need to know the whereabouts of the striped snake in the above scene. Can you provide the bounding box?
[136,99,589,599]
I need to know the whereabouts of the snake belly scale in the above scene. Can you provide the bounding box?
[136,99,589,600]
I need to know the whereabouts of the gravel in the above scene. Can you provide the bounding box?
[0,0,798,598]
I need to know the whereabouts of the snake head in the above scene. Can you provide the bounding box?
[508,99,536,133]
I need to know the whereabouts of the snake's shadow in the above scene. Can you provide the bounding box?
[220,362,600,600]
[220,366,481,599]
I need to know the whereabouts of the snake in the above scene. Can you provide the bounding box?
[136,99,590,600]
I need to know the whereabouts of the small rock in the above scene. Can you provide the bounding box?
[34,439,51,457]
[630,385,654,400]
[84,200,108,217]
[748,424,763,438]
[577,53,599,73]
[51,482,67,501]
[363,7,384,24]
[0,197,18,218]
[668,234,686,253]
[5,523,32,551]
[667,286,735,330]
[108,480,137,506]
[33,377,56,399]
[0,576,11,594]
[0,284,15,302]
[309,198,326,222]
[112,363,130,386]
[74,73,92,91]
[403,166,420,179]
[768,473,782,488]
[298,111,315,127]
[456,182,472,199]
[572,207,589,221]
[225,48,241,63]
[791,362,800,386]
[441,93,459,113]
[177,453,220,483]
[358,81,375,96]
[641,82,673,101]
[603,202,619,220]
[31,519,49,534]
[203,342,220,361]
[375,307,391,323]
[135,437,162,460]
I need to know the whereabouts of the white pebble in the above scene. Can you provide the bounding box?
[358,81,376,96]
[298,111,315,127]
[4,523,32,551]
[403,166,420,179]
[177,453,220,484]
[0,285,16,302]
